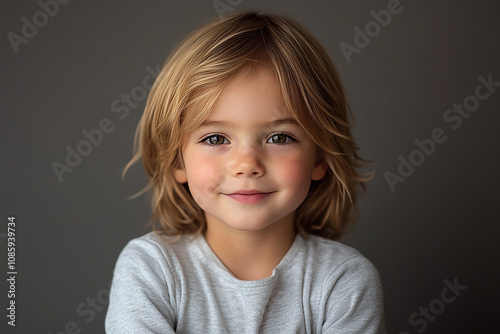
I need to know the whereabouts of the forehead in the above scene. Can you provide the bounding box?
[206,68,291,123]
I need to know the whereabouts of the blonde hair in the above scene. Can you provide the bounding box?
[124,11,370,240]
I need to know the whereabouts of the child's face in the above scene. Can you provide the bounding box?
[175,68,326,233]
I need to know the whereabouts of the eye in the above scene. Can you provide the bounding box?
[201,134,229,146]
[267,133,296,145]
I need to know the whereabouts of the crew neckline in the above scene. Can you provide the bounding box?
[194,233,304,287]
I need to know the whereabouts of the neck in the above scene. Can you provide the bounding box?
[204,214,296,281]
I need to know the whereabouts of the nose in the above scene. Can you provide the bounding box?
[228,146,265,178]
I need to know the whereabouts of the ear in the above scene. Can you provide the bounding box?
[173,167,187,183]
[173,151,187,183]
[311,160,327,181]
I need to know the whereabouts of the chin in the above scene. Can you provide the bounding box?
[225,220,273,232]
[224,214,292,233]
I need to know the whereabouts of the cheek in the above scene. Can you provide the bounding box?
[274,154,315,192]
[184,150,216,181]
[185,156,222,201]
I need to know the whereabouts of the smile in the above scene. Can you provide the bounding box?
[224,191,275,204]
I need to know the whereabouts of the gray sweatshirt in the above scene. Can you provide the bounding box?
[105,232,386,333]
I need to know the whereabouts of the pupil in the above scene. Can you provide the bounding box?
[274,135,285,143]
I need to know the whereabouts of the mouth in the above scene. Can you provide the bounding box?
[223,190,275,204]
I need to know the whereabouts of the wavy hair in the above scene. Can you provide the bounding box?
[123,11,371,240]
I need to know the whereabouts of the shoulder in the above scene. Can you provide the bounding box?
[109,232,200,310]
[106,232,188,332]
[299,234,384,308]
[113,232,200,281]
[120,231,197,258]
[300,234,379,279]
[299,236,386,332]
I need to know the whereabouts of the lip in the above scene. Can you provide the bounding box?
[224,190,274,204]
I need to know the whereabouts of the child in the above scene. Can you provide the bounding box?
[106,11,386,333]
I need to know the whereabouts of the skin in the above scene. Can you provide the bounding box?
[174,68,326,280]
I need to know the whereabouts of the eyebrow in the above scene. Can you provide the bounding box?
[199,118,299,129]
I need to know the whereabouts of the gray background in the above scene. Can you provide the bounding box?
[1,0,499,333]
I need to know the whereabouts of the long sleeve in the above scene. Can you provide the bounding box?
[320,255,386,334]
[105,238,176,334]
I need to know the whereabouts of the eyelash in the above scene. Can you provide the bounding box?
[199,133,229,146]
[266,133,297,145]
[198,133,297,146]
